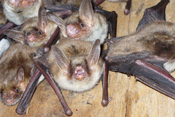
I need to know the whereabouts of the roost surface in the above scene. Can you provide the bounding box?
[1,0,175,117]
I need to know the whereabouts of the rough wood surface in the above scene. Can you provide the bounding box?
[1,0,175,117]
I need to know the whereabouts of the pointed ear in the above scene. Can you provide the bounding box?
[3,30,25,44]
[51,45,69,73]
[87,39,101,70]
[38,2,48,32]
[16,67,24,82]
[79,0,94,27]
[48,12,67,37]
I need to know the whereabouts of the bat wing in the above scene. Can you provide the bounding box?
[132,59,175,99]
[136,0,169,31]
[106,53,175,99]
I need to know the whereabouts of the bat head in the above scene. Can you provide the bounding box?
[0,43,36,106]
[55,0,108,43]
[0,67,27,106]
[50,39,104,92]
[25,27,47,47]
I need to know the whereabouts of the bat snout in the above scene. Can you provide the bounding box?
[72,66,87,81]
[2,90,20,106]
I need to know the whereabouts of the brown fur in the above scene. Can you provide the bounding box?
[108,21,175,60]
[3,9,57,47]
[48,39,104,92]
[57,0,108,44]
[0,6,6,25]
[2,0,42,25]
[0,42,37,105]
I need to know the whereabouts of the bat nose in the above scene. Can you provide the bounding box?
[73,66,87,81]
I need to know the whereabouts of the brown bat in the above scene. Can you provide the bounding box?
[105,20,175,100]
[49,0,108,44]
[3,3,58,47]
[15,37,104,115]
[1,0,42,25]
[0,42,42,106]
[48,39,104,92]
[100,0,170,107]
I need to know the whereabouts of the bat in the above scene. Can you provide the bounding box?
[101,0,170,107]
[16,38,104,116]
[0,42,43,106]
[15,0,112,114]
[48,39,104,92]
[136,0,169,31]
[15,28,63,115]
[3,2,58,47]
[49,0,109,44]
[105,20,175,101]
[1,0,42,25]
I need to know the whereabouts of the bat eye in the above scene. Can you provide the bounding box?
[13,87,19,93]
[80,23,84,28]
[30,53,36,57]
[15,88,19,93]
[37,31,42,35]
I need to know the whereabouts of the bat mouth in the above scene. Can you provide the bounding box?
[72,66,87,81]
[3,98,19,106]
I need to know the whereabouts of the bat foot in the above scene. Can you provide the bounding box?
[65,110,73,116]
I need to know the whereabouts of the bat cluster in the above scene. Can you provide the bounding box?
[0,0,174,116]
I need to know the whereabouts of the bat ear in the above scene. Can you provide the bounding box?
[48,13,67,37]
[38,2,48,32]
[16,67,25,82]
[51,45,69,73]
[79,0,94,27]
[3,30,25,44]
[87,39,101,70]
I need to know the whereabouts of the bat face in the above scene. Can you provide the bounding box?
[50,0,108,44]
[3,4,58,47]
[48,39,104,92]
[0,43,36,105]
[0,67,27,106]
